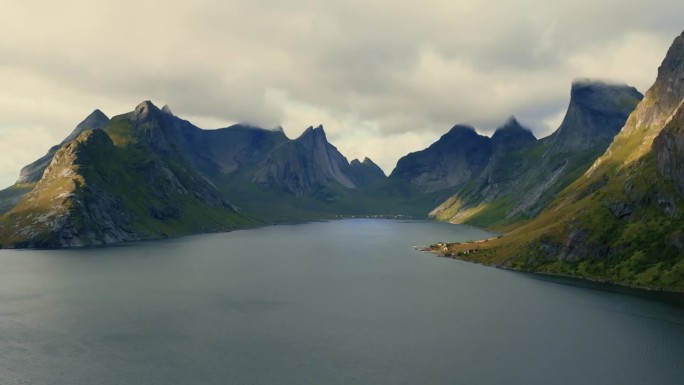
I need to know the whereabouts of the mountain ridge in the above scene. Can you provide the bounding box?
[439,29,684,292]
[426,79,642,226]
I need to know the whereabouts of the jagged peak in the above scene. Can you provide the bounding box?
[492,116,535,139]
[298,124,327,140]
[498,115,524,130]
[649,30,684,110]
[133,100,161,119]
[161,104,174,116]
[504,115,519,125]
[350,157,377,166]
[362,157,375,165]
[87,109,108,121]
[77,109,109,127]
[313,124,326,134]
[60,109,111,144]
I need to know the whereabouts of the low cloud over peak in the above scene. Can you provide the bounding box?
[1,0,682,185]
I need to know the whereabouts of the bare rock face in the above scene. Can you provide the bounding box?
[252,125,358,197]
[17,109,110,184]
[546,80,643,155]
[653,103,684,197]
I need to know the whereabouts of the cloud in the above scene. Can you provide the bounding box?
[0,0,683,187]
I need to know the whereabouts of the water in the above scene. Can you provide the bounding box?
[1,219,683,385]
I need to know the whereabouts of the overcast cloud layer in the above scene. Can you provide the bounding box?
[1,0,683,188]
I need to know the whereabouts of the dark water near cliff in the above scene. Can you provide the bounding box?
[1,219,683,385]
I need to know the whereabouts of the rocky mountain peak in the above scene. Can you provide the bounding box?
[82,109,109,126]
[161,104,174,116]
[491,117,536,151]
[504,115,519,125]
[299,124,327,138]
[492,116,533,136]
[62,109,111,144]
[348,156,386,187]
[362,157,376,165]
[652,30,684,110]
[570,79,642,109]
[548,79,642,155]
[133,100,162,121]
[296,125,329,145]
[350,157,380,168]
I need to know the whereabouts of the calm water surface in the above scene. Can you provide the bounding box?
[1,219,683,385]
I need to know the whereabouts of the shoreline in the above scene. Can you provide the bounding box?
[423,247,684,297]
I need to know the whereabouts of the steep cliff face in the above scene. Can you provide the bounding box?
[545,80,643,155]
[430,81,642,226]
[0,111,252,248]
[445,30,684,292]
[252,125,358,197]
[654,105,684,197]
[390,125,492,193]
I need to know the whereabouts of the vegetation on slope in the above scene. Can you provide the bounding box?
[438,31,684,292]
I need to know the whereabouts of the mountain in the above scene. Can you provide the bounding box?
[17,109,110,184]
[390,125,493,193]
[442,30,684,291]
[429,80,642,226]
[1,101,396,244]
[252,125,357,197]
[0,115,253,248]
[349,157,386,187]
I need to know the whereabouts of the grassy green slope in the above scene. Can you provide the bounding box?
[0,122,254,248]
[442,31,684,291]
[213,171,441,222]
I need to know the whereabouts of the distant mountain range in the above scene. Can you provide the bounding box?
[0,79,641,247]
[1,29,682,291]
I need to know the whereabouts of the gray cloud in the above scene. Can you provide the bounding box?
[0,0,683,184]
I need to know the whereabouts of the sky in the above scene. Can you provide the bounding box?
[1,0,683,188]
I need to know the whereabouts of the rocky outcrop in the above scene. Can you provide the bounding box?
[653,103,684,197]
